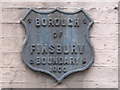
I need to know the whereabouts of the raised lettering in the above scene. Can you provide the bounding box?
[64,44,69,54]
[35,18,40,27]
[61,18,66,27]
[42,18,47,26]
[30,44,36,54]
[71,44,77,54]
[48,18,54,27]
[79,44,84,54]
[42,57,46,65]
[36,57,40,65]
[49,44,55,54]
[41,44,48,54]
[70,57,75,65]
[74,18,80,27]
[68,18,73,27]
[54,18,60,26]
[56,44,62,54]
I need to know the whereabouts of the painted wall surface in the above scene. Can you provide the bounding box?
[0,1,118,88]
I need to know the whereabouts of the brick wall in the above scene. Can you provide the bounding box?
[0,1,118,88]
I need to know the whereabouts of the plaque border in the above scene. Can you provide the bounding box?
[20,8,94,83]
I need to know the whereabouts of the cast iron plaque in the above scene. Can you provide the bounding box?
[20,8,94,83]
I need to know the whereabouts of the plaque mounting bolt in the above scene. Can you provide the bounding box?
[83,19,87,24]
[27,19,32,24]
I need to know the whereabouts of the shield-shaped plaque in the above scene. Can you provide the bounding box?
[20,8,94,83]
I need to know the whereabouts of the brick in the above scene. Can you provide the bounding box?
[1,82,27,88]
[1,31,117,53]
[0,72,1,83]
[94,50,118,66]
[2,2,44,9]
[63,66,118,82]
[0,38,2,53]
[0,85,1,90]
[2,23,118,38]
[0,54,2,86]
[1,8,117,23]
[0,1,2,54]
[7,82,55,88]
[119,67,120,82]
[2,68,27,83]
[91,37,118,50]
[2,37,23,52]
[0,38,2,52]
[25,82,51,88]
[2,9,28,23]
[50,9,117,24]
[2,66,116,84]
[2,24,25,37]
[2,2,118,10]
[0,2,2,37]
[41,2,118,10]
[0,52,2,83]
[2,66,117,85]
[2,2,29,9]
[25,67,54,83]
[90,23,118,36]
[2,82,12,88]
[0,37,2,52]
[64,81,118,88]
[1,0,119,3]
[1,0,29,2]
[1,52,26,68]
[1,50,118,70]
[88,9,118,23]
[6,82,27,88]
